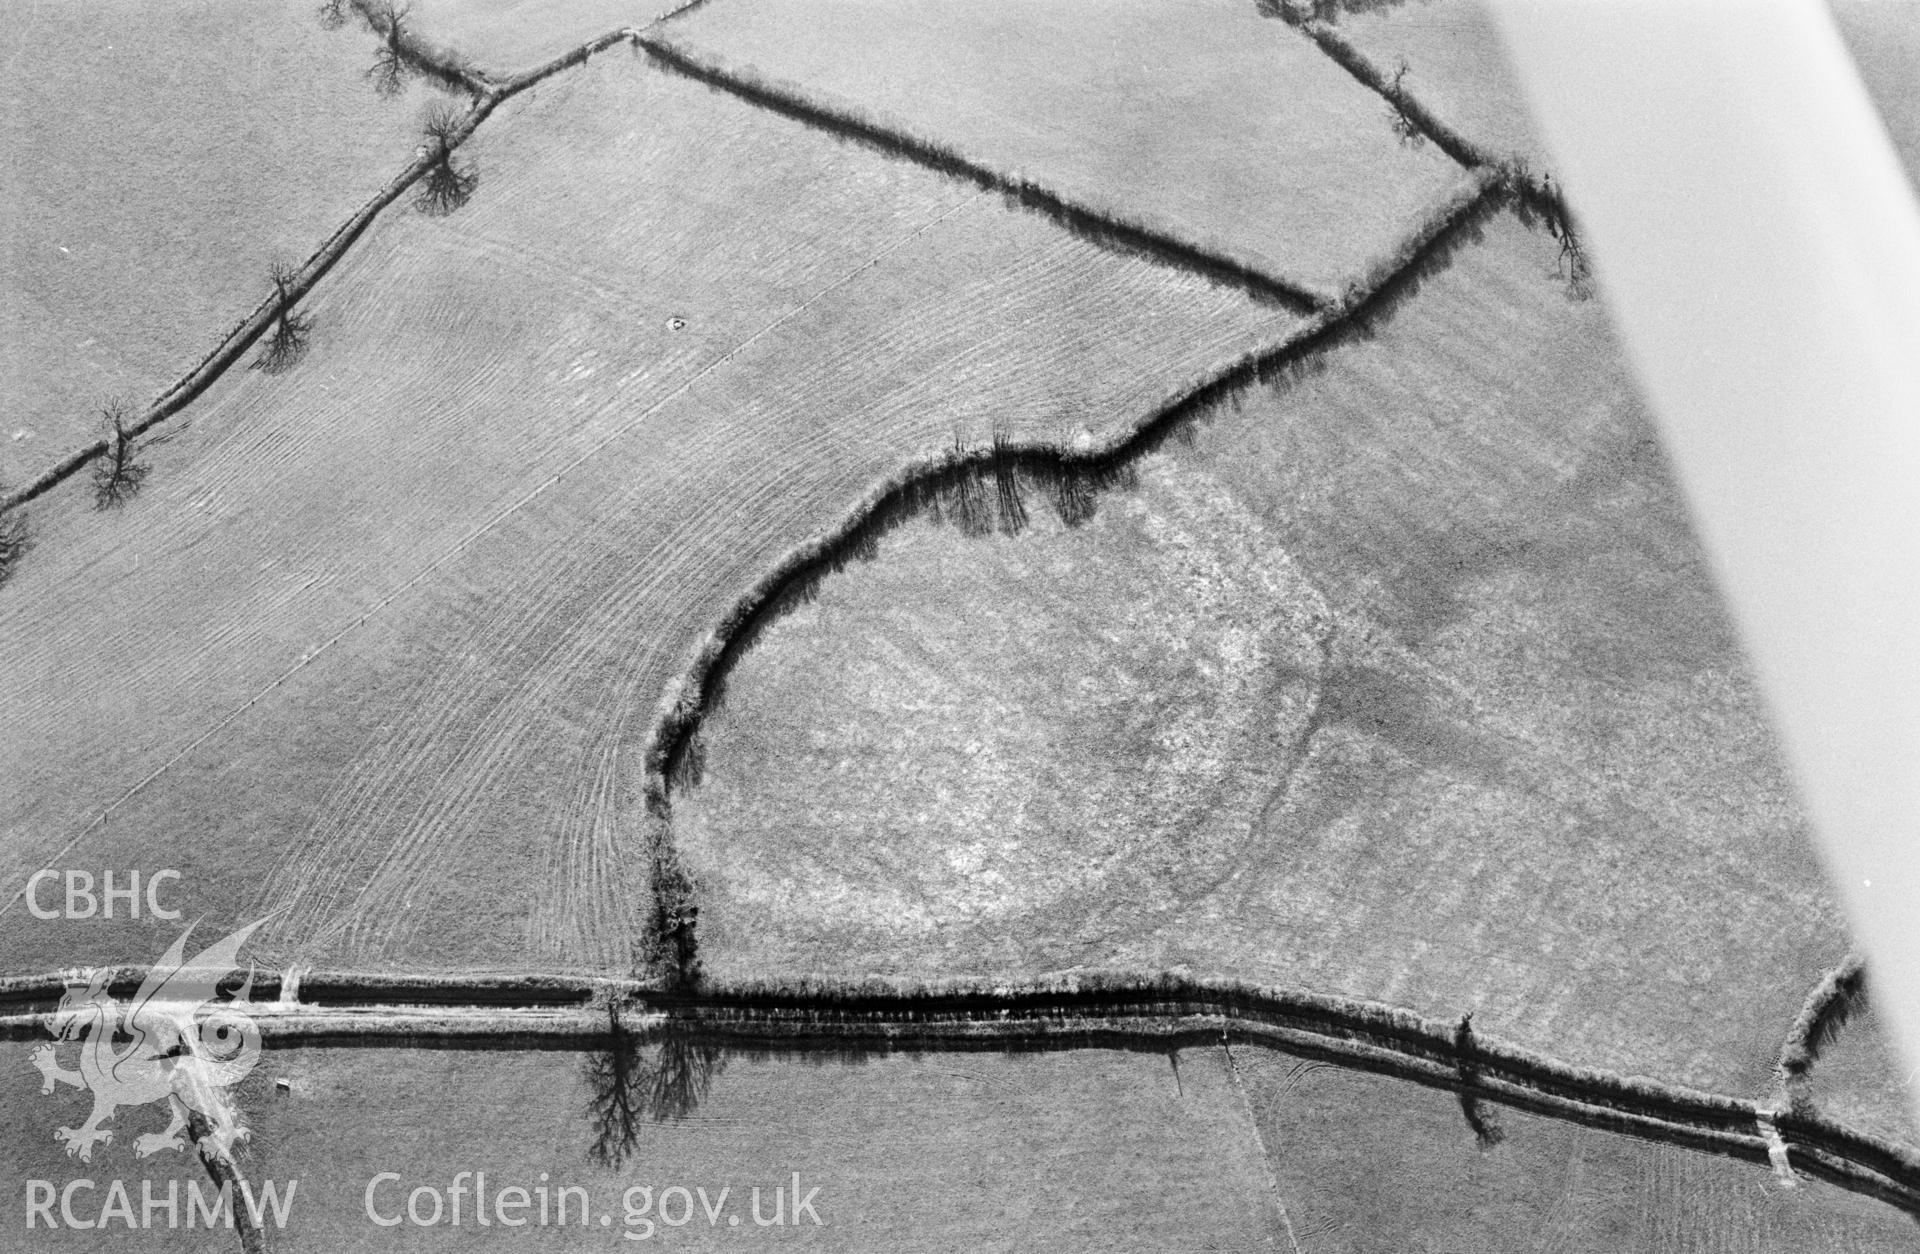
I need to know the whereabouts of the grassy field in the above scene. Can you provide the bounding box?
[1234,1046,1920,1250]
[672,208,1862,1099]
[0,53,1301,978]
[0,1038,1276,1250]
[9,1031,1913,1248]
[657,0,1472,301]
[0,0,437,490]
[407,0,675,75]
[1328,0,1552,170]
[676,459,1332,976]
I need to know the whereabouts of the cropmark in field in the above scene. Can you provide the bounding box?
[0,53,1307,978]
[672,207,1871,1105]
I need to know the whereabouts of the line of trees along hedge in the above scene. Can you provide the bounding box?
[91,399,147,509]
[416,99,480,214]
[7,959,1920,1208]
[1778,955,1870,1115]
[641,173,1507,817]
[635,36,1324,314]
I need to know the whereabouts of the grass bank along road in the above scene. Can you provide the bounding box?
[667,200,1846,1114]
[4,968,1920,1224]
[6,7,1891,1242]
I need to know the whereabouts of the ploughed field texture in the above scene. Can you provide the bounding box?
[1327,0,1552,169]
[0,0,436,488]
[0,1039,1278,1251]
[0,56,1302,976]
[656,0,1472,300]
[408,0,676,74]
[674,210,1857,1099]
[1236,1050,1920,1251]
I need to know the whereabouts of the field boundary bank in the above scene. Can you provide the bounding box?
[1261,2,1574,230]
[636,170,1508,998]
[1263,2,1496,171]
[633,34,1327,314]
[1778,954,1872,1114]
[640,168,1504,812]
[5,968,1918,1216]
[633,0,1581,1044]
[0,23,647,519]
[343,0,494,96]
[0,7,1397,519]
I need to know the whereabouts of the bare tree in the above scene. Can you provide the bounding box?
[92,399,148,509]
[365,0,414,98]
[584,1008,646,1168]
[1384,60,1425,147]
[415,100,479,215]
[1557,228,1593,300]
[254,257,313,374]
[421,98,464,153]
[585,1016,727,1168]
[316,0,348,31]
[1539,175,1593,300]
[1453,1011,1507,1147]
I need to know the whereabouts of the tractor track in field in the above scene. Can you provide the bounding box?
[628,0,1565,991]
[6,968,1920,1222]
[4,7,1865,1254]
[0,0,1383,520]
[0,20,641,518]
[636,167,1511,943]
[1,0,1528,977]
[7,14,1787,1240]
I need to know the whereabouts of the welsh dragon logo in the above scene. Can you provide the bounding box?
[31,919,266,1163]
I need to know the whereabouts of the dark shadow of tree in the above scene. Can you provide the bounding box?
[253,258,313,375]
[254,310,314,374]
[92,398,149,510]
[416,159,479,215]
[416,100,479,215]
[363,1,416,98]
[367,47,411,98]
[584,1015,729,1168]
[1454,1012,1506,1148]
